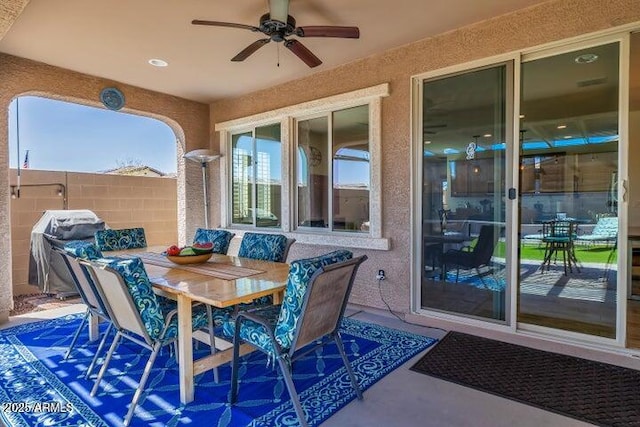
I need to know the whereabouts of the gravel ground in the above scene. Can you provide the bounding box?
[10,293,82,316]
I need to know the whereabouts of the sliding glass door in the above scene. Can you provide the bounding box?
[517,42,620,339]
[419,63,511,322]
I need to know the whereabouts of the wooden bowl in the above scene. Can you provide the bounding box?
[165,253,212,265]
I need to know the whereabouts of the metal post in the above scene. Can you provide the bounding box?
[201,161,209,229]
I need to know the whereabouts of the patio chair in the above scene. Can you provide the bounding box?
[237,232,296,308]
[94,227,147,251]
[238,232,295,262]
[442,225,500,286]
[54,242,113,379]
[192,228,235,254]
[81,256,226,426]
[575,216,618,248]
[226,251,367,427]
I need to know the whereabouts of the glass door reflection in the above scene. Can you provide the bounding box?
[420,64,509,322]
[517,42,620,339]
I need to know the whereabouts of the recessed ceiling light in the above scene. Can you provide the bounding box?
[483,134,492,138]
[148,58,168,67]
[575,53,598,64]
[519,114,525,119]
[424,140,432,145]
[564,135,572,139]
[557,124,567,129]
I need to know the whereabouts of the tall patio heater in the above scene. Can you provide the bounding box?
[184,149,220,229]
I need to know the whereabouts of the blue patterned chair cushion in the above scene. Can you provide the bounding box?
[225,250,353,356]
[95,228,147,251]
[106,257,222,342]
[106,257,166,341]
[192,228,235,254]
[63,240,103,260]
[238,232,289,262]
[222,305,281,353]
[576,217,618,242]
[273,250,352,350]
[160,301,217,341]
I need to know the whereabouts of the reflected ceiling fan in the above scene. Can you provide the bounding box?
[192,0,359,68]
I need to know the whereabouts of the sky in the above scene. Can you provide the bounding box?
[8,96,177,174]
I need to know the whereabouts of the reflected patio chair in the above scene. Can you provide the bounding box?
[238,232,295,262]
[192,228,235,254]
[575,216,618,248]
[54,242,113,379]
[94,227,147,251]
[226,251,367,427]
[540,220,580,275]
[442,225,500,286]
[81,257,225,426]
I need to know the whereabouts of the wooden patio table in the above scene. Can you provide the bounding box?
[107,246,290,404]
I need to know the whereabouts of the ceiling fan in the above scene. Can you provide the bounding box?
[192,0,360,68]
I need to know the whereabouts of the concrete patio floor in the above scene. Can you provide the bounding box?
[1,303,592,427]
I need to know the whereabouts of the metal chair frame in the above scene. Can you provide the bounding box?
[53,247,114,379]
[230,255,367,427]
[80,260,216,426]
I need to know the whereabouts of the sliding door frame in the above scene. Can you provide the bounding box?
[412,25,635,350]
[411,52,519,333]
[515,33,629,348]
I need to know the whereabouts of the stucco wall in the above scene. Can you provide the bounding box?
[9,169,178,295]
[210,0,640,314]
[0,53,210,322]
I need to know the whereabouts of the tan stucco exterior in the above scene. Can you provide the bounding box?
[1,0,639,328]
[209,0,640,314]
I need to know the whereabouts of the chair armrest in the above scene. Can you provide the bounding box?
[234,309,282,353]
[236,310,277,333]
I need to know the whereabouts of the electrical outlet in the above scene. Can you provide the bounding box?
[376,269,386,280]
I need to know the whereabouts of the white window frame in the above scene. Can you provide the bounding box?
[228,125,284,229]
[216,83,389,250]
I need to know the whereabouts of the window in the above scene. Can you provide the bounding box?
[230,123,282,228]
[296,105,370,233]
[217,83,388,249]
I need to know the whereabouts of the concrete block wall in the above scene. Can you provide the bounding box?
[9,169,177,295]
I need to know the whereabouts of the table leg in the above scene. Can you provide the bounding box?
[177,294,194,404]
[272,290,284,305]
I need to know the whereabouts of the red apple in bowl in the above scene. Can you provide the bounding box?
[166,245,181,256]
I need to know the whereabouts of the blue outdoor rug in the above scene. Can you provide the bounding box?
[0,314,436,427]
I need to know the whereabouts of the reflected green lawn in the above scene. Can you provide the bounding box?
[492,242,617,264]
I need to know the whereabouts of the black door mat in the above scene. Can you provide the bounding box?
[410,331,640,427]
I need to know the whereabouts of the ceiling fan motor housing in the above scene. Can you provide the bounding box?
[259,13,296,42]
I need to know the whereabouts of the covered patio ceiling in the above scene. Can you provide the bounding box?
[0,0,549,103]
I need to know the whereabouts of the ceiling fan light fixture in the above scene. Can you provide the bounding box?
[269,0,290,24]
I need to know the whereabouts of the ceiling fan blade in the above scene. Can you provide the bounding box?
[284,39,322,68]
[269,0,290,23]
[231,39,271,62]
[192,20,260,32]
[295,26,360,38]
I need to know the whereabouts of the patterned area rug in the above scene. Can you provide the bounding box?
[438,263,615,298]
[0,315,436,426]
[411,331,640,426]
